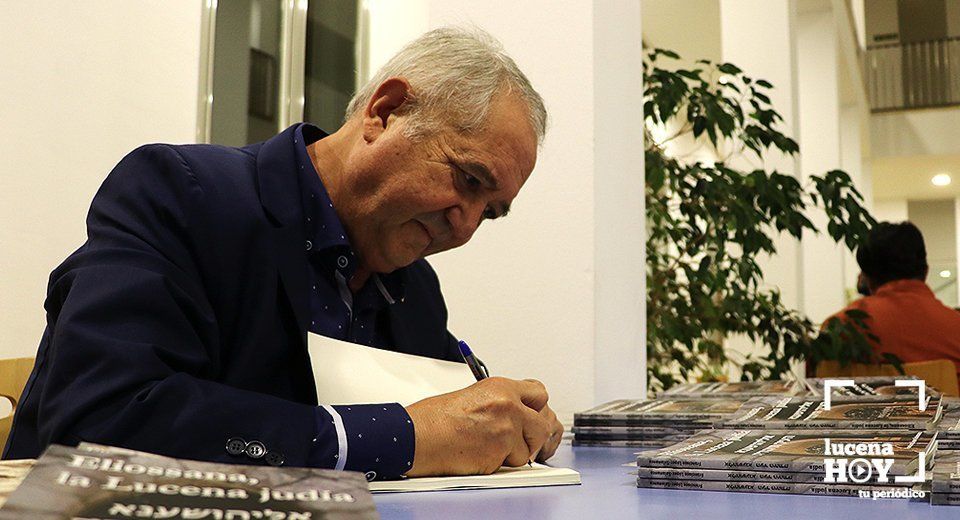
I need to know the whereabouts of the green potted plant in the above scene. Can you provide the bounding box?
[644,48,887,394]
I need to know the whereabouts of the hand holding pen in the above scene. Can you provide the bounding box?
[402,340,564,476]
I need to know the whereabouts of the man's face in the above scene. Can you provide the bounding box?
[338,94,538,273]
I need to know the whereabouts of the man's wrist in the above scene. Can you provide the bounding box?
[330,403,415,480]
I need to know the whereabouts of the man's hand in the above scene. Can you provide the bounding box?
[534,401,564,463]
[404,377,564,476]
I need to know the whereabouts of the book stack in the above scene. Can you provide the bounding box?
[717,395,944,430]
[571,398,747,448]
[635,428,935,497]
[931,450,960,506]
[936,396,960,451]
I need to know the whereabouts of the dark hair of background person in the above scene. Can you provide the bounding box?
[855,221,928,288]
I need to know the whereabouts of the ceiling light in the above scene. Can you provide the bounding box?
[940,270,952,278]
[932,174,952,186]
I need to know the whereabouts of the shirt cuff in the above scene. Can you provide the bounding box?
[310,403,415,481]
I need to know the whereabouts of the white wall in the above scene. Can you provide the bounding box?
[908,199,958,307]
[873,199,909,222]
[362,1,646,415]
[0,1,202,360]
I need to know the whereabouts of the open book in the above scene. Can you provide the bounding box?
[307,333,581,492]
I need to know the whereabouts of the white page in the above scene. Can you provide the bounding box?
[308,332,476,406]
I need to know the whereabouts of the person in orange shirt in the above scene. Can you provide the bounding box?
[829,221,960,377]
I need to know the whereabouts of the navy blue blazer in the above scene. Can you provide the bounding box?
[4,125,461,464]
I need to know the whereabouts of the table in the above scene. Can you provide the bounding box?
[373,444,958,520]
[3,447,956,518]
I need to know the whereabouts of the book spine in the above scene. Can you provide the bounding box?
[634,456,913,475]
[930,493,960,505]
[637,467,828,484]
[635,456,825,473]
[636,478,875,497]
[931,480,960,493]
[721,420,929,430]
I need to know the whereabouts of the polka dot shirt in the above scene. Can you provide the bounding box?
[295,124,415,480]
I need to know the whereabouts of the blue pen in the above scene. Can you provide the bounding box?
[458,340,489,381]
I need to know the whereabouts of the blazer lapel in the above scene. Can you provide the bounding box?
[256,125,310,343]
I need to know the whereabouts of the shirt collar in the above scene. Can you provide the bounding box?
[294,123,404,304]
[874,279,934,297]
[295,124,351,253]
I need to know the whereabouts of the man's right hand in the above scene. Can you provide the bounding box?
[404,377,553,477]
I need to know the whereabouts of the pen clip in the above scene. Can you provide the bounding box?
[475,356,490,379]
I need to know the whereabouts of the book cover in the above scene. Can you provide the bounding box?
[803,376,940,401]
[574,398,747,426]
[936,397,960,440]
[720,396,942,430]
[635,429,933,475]
[0,445,378,520]
[660,380,803,399]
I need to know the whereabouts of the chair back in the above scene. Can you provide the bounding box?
[0,357,35,454]
[814,359,960,397]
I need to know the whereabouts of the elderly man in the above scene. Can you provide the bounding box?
[3,27,563,479]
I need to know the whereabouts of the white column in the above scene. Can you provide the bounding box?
[719,0,803,374]
[592,1,646,404]
[797,4,847,322]
[839,104,870,297]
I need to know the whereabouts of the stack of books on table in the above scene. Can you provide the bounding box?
[634,428,936,497]
[936,396,960,451]
[571,398,747,448]
[931,450,960,505]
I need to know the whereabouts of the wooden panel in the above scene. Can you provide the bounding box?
[815,359,959,396]
[0,357,36,454]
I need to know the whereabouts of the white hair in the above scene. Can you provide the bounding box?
[345,26,547,144]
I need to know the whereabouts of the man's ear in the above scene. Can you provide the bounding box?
[362,77,412,143]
